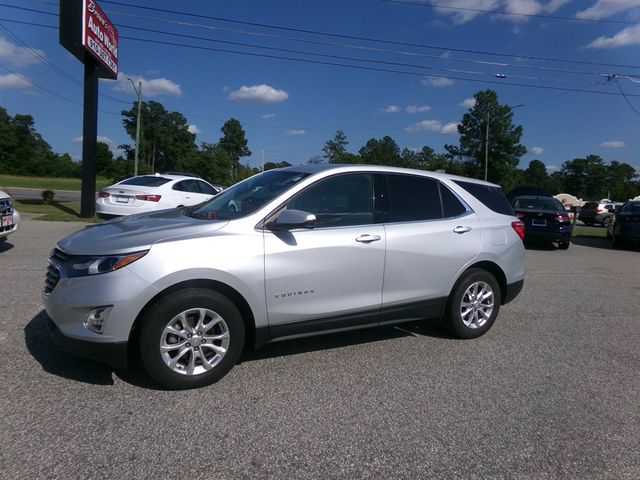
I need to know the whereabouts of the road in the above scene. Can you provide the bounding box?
[1,215,639,479]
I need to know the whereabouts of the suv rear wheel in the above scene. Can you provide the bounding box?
[139,288,245,389]
[444,269,501,339]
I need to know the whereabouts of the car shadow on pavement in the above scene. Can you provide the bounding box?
[24,311,162,389]
[240,318,448,364]
[0,241,14,253]
[25,311,449,388]
[571,236,639,251]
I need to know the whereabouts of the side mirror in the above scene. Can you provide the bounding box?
[266,209,317,231]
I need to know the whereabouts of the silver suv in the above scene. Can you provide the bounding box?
[44,165,525,389]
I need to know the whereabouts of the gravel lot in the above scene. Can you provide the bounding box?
[1,214,638,479]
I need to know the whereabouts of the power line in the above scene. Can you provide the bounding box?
[1,16,636,97]
[107,10,619,78]
[381,0,640,25]
[3,2,640,72]
[615,78,640,116]
[84,1,640,70]
[0,62,122,115]
[120,34,640,97]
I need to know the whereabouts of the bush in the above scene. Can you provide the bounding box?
[41,189,55,204]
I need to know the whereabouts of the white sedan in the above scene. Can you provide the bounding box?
[96,173,223,218]
[0,189,20,242]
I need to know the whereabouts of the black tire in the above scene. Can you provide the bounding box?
[612,228,623,248]
[602,217,612,228]
[139,288,245,389]
[444,269,501,339]
[583,219,593,226]
[558,236,571,250]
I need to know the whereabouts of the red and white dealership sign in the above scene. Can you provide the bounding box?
[82,0,118,78]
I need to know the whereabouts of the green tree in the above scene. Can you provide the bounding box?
[263,161,292,171]
[218,118,251,182]
[445,89,526,189]
[122,100,197,173]
[95,141,114,177]
[359,136,401,166]
[606,160,639,201]
[558,155,608,199]
[323,130,358,164]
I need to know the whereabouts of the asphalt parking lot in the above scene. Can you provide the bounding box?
[1,215,639,479]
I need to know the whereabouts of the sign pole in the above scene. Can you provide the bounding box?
[80,58,99,218]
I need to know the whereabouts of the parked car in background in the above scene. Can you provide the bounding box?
[512,195,572,249]
[606,201,640,247]
[0,189,20,243]
[44,165,525,389]
[578,200,622,227]
[96,173,222,218]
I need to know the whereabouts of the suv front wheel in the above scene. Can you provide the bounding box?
[139,288,245,389]
[444,269,501,339]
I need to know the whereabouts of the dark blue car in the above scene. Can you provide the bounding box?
[511,196,573,250]
[607,200,640,247]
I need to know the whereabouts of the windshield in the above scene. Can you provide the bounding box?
[190,169,310,220]
[119,176,171,187]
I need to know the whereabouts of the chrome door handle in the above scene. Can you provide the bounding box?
[356,234,381,243]
[453,226,472,234]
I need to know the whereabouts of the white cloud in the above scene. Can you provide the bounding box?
[286,129,306,136]
[576,0,639,20]
[433,0,571,24]
[599,141,625,148]
[584,25,640,48]
[187,124,201,135]
[228,84,289,104]
[72,135,124,156]
[406,119,458,134]
[531,146,544,155]
[260,113,276,120]
[114,73,182,97]
[459,97,477,108]
[422,76,455,87]
[0,37,45,67]
[0,73,30,89]
[440,122,459,134]
[406,105,431,114]
[378,105,401,114]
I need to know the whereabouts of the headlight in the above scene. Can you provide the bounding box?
[66,251,148,277]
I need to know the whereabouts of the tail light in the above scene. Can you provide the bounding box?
[555,214,570,223]
[98,191,110,198]
[515,212,525,219]
[596,206,604,213]
[511,221,525,240]
[135,194,162,202]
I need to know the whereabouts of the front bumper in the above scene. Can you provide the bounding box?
[46,314,128,369]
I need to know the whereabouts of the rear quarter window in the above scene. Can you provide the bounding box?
[453,180,514,216]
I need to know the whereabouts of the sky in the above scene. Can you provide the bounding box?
[1,0,639,174]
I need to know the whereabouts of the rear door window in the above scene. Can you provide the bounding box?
[386,174,442,222]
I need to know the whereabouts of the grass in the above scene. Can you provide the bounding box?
[15,199,101,223]
[572,225,607,238]
[0,175,112,191]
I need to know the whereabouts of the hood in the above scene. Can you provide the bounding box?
[58,208,228,255]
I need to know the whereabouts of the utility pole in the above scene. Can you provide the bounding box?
[261,148,265,171]
[127,77,142,177]
[484,111,490,182]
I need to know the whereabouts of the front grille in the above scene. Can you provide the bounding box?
[44,263,60,294]
[44,248,67,295]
